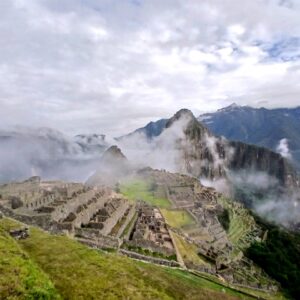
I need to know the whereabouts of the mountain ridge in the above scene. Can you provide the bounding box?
[198,104,300,170]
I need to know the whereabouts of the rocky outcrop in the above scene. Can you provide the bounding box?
[87,146,131,187]
[101,145,127,163]
[228,140,297,187]
[164,109,299,189]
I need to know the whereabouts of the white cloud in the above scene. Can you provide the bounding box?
[276,138,292,159]
[0,0,300,136]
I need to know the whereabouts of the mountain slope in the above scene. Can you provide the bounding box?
[118,109,300,228]
[198,104,300,170]
[0,221,61,299]
[165,109,298,188]
[0,218,262,300]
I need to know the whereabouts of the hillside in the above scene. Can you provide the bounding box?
[0,217,266,300]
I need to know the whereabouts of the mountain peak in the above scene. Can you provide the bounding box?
[217,103,241,112]
[101,145,127,162]
[173,108,195,119]
[165,109,196,129]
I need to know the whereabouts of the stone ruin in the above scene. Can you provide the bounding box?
[80,196,130,235]
[127,203,175,256]
[0,173,278,292]
[9,227,29,240]
[0,177,132,244]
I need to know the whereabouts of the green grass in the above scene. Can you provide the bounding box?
[161,209,196,228]
[120,211,137,239]
[217,197,257,252]
[172,233,209,266]
[0,218,260,300]
[0,221,61,300]
[120,180,172,208]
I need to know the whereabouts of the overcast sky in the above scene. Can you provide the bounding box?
[1,0,300,136]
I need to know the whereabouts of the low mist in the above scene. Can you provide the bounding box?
[0,127,107,183]
[1,119,299,230]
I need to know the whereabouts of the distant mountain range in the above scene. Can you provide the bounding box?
[1,109,299,227]
[198,104,300,171]
[117,118,168,141]
[122,104,300,171]
[100,109,300,229]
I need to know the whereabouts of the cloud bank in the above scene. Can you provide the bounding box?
[1,0,300,136]
[276,138,292,159]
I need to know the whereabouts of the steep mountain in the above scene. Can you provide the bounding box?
[86,145,131,187]
[118,109,300,228]
[118,118,168,140]
[198,104,300,171]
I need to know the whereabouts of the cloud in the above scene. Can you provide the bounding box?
[276,138,292,159]
[1,0,300,136]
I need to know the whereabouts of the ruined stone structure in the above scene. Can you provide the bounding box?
[82,197,130,235]
[138,168,231,260]
[0,176,85,211]
[119,249,180,267]
[75,228,120,249]
[0,177,131,241]
[0,173,278,293]
[128,203,175,256]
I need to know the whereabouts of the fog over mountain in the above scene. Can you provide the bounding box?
[1,1,300,298]
[198,104,300,170]
[117,108,300,228]
[0,127,109,183]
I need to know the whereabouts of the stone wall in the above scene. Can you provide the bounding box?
[0,204,57,232]
[100,199,130,235]
[50,189,105,222]
[116,204,136,238]
[119,249,180,267]
[126,239,175,256]
[75,228,120,249]
[185,261,216,275]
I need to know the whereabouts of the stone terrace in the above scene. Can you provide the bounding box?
[0,177,131,238]
[127,203,175,256]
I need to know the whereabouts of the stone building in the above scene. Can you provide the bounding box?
[129,203,175,256]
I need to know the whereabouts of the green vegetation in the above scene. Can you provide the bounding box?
[0,222,61,300]
[110,212,128,237]
[246,215,300,299]
[120,179,172,208]
[161,209,196,228]
[217,208,230,231]
[123,244,177,261]
[0,218,258,300]
[172,233,210,266]
[120,211,137,239]
[218,197,257,253]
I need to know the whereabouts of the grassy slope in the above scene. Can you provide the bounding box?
[217,197,257,255]
[0,218,257,300]
[161,209,196,228]
[172,232,209,266]
[0,223,61,300]
[120,180,172,208]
